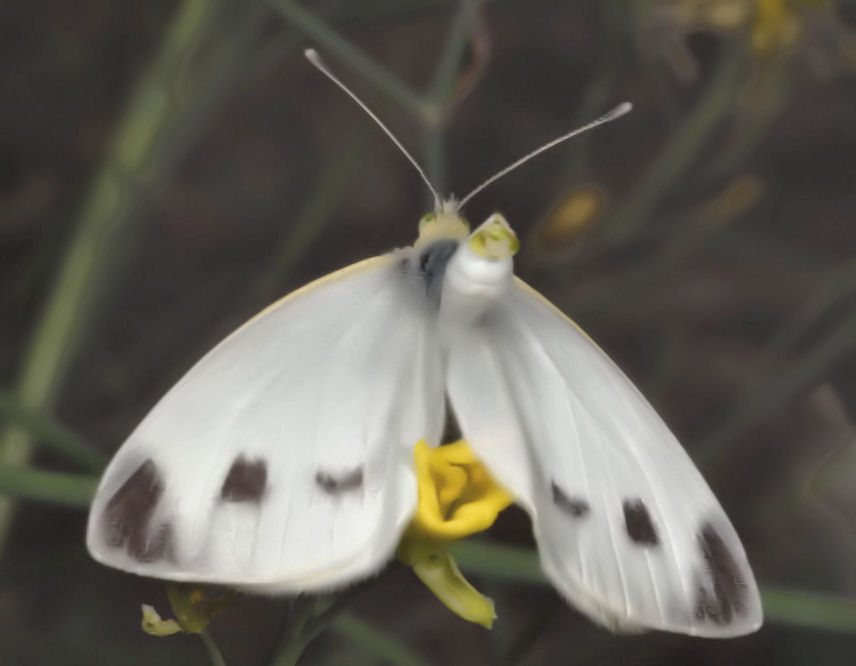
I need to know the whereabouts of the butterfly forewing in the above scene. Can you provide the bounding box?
[87,255,445,591]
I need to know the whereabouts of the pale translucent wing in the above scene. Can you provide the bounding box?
[87,254,444,591]
[446,278,762,636]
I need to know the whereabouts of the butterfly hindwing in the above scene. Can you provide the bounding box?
[446,277,762,636]
[87,254,444,592]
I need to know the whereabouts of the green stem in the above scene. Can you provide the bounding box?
[454,540,856,633]
[695,306,856,466]
[701,52,792,183]
[0,0,269,551]
[269,568,402,665]
[761,588,856,634]
[0,0,223,552]
[452,540,545,583]
[500,596,560,665]
[270,0,423,114]
[256,131,367,297]
[332,613,429,666]
[749,259,856,383]
[424,125,447,200]
[427,1,480,103]
[269,598,323,666]
[560,0,628,185]
[423,0,482,192]
[0,467,97,507]
[268,639,306,666]
[200,631,228,666]
[601,44,745,244]
[0,389,105,472]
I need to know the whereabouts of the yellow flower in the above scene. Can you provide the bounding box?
[752,0,801,55]
[141,604,182,637]
[140,584,237,637]
[398,440,513,628]
[535,185,605,252]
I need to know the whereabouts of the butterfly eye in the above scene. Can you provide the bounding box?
[419,213,437,230]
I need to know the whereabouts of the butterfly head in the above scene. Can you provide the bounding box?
[415,209,470,249]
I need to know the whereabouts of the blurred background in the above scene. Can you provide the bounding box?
[2,0,856,663]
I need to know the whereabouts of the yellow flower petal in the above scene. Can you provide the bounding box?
[141,604,183,637]
[163,584,237,634]
[752,0,801,55]
[407,439,513,544]
[398,439,513,628]
[536,185,605,250]
[412,552,496,629]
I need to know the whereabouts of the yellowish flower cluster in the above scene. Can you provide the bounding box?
[141,585,236,636]
[398,440,513,628]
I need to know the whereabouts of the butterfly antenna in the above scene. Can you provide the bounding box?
[305,49,442,211]
[456,102,633,210]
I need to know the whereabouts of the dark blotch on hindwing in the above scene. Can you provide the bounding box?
[316,467,364,495]
[220,456,268,503]
[694,522,746,625]
[103,459,171,561]
[551,482,590,517]
[622,498,660,546]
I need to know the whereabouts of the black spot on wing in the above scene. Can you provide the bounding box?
[103,459,171,561]
[220,456,267,503]
[622,499,659,546]
[694,522,746,625]
[316,467,364,495]
[551,482,590,517]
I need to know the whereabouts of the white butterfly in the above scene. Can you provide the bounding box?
[86,50,762,638]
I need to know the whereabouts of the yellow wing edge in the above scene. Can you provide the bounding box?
[233,254,397,335]
[512,276,605,351]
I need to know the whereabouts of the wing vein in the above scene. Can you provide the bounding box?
[512,287,691,627]
[586,353,693,624]
[591,421,632,617]
[503,306,633,616]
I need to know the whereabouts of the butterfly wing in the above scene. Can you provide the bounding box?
[445,278,762,636]
[87,254,444,592]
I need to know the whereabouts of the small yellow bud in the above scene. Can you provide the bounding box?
[141,604,183,637]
